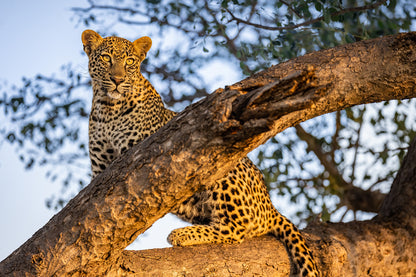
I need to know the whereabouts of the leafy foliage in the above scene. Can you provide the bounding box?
[1,0,416,223]
[1,65,91,208]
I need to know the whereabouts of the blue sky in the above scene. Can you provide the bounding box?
[0,0,190,261]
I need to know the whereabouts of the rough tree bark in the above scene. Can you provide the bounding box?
[1,32,416,276]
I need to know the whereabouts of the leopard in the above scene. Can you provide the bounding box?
[82,29,320,277]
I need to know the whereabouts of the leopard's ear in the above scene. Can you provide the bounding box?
[82,30,103,56]
[133,36,152,59]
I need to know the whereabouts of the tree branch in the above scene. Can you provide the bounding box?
[2,32,416,276]
[378,133,416,228]
[105,219,416,276]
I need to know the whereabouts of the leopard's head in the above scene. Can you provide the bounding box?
[82,29,152,100]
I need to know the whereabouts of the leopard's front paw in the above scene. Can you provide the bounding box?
[167,225,221,246]
[167,228,193,246]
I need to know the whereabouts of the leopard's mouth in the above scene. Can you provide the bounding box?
[100,80,129,100]
[106,89,123,100]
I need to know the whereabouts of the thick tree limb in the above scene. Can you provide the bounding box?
[378,130,416,228]
[110,220,416,276]
[117,236,292,276]
[1,32,416,276]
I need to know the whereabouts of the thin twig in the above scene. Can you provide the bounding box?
[350,106,366,184]
[226,0,387,31]
[280,0,303,19]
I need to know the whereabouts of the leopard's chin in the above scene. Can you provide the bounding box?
[107,89,123,100]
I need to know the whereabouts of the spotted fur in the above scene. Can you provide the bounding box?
[82,29,320,276]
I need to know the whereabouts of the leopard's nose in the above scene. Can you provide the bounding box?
[111,76,125,85]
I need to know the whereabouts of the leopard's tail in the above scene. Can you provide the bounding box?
[270,211,320,277]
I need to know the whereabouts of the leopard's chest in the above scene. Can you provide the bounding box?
[98,115,147,155]
[90,104,166,158]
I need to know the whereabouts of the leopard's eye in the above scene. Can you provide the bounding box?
[101,54,111,62]
[126,58,135,65]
